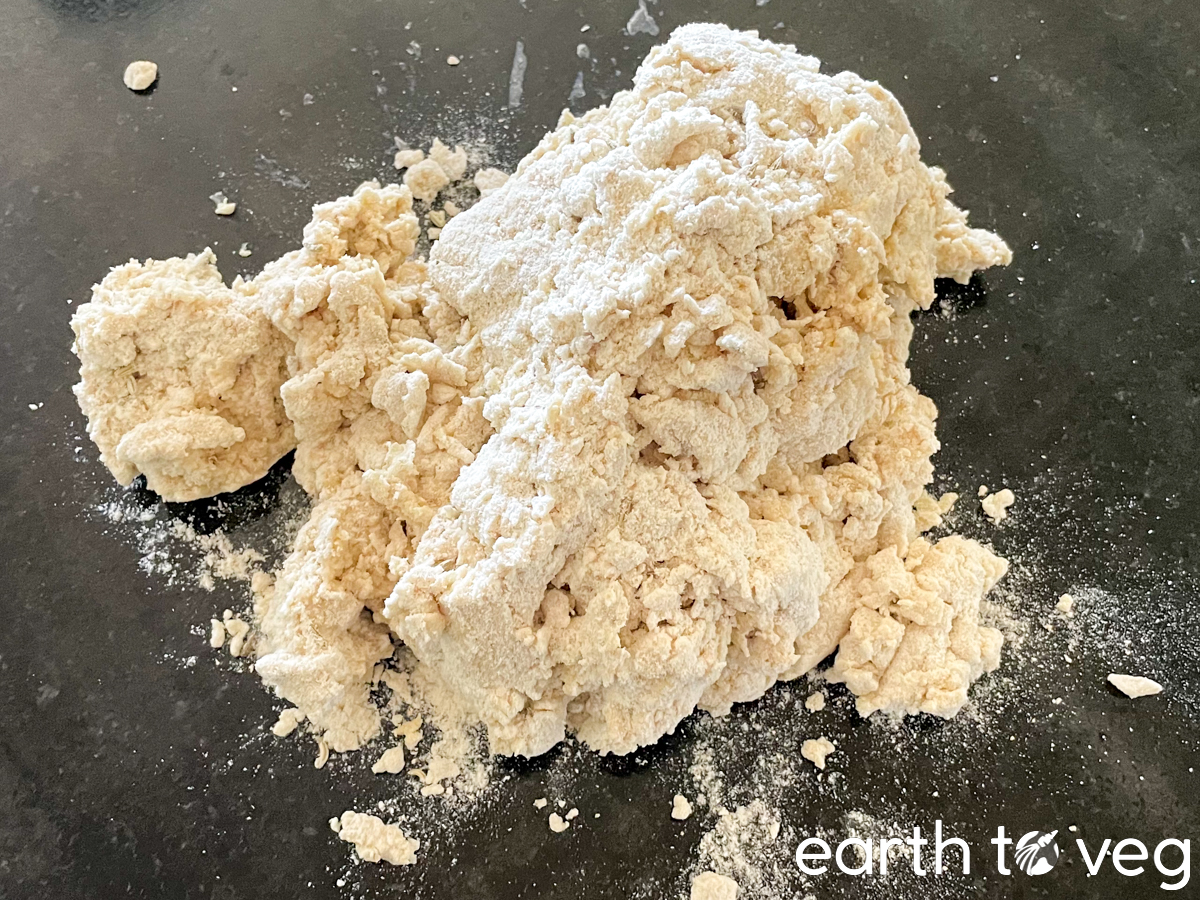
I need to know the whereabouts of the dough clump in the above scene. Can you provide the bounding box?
[73,25,1012,760]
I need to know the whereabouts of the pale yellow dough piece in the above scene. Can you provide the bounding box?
[1107,674,1163,698]
[981,487,1015,524]
[330,811,419,865]
[691,871,739,900]
[801,737,836,770]
[123,60,158,91]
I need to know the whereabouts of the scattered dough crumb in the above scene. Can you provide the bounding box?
[371,745,406,774]
[428,210,447,228]
[691,871,739,900]
[981,487,1015,524]
[447,55,460,66]
[209,619,226,649]
[314,737,330,769]
[403,157,450,202]
[672,793,693,820]
[330,810,419,865]
[223,615,250,657]
[472,167,508,197]
[566,808,579,821]
[271,707,305,738]
[548,813,569,833]
[443,200,461,217]
[534,797,548,809]
[394,717,423,750]
[237,242,252,258]
[804,692,826,712]
[428,227,441,240]
[801,737,836,770]
[1056,593,1075,616]
[209,192,237,216]
[429,139,468,181]
[393,149,425,170]
[978,484,989,497]
[123,60,158,91]
[1107,674,1163,698]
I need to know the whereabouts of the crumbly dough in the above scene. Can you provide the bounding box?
[330,811,419,865]
[123,60,158,91]
[472,167,509,197]
[672,793,694,820]
[691,871,739,900]
[801,737,835,770]
[1107,674,1162,698]
[404,158,451,202]
[803,691,825,712]
[981,487,1015,524]
[74,25,1012,761]
[371,745,407,774]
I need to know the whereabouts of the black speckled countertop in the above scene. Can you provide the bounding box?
[1,1,1197,898]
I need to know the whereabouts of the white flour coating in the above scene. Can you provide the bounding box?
[329,811,419,865]
[72,25,1012,763]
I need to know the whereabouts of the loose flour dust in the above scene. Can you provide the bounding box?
[72,23,1031,885]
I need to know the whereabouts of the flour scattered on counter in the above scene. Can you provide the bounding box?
[1107,673,1163,698]
[123,60,158,92]
[981,488,1015,524]
[801,738,835,770]
[627,0,660,36]
[330,811,419,865]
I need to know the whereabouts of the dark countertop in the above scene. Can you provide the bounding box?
[1,1,1197,898]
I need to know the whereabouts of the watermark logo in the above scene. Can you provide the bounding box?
[1014,830,1061,876]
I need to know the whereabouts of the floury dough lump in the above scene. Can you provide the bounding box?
[72,25,1013,759]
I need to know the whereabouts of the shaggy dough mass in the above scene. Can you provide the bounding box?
[73,24,1012,758]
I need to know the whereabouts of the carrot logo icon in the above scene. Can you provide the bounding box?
[1014,830,1061,875]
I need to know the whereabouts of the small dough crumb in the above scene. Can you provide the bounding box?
[1107,674,1163,698]
[223,616,250,657]
[403,158,450,202]
[801,737,836,770]
[429,139,468,181]
[981,488,1015,524]
[237,242,252,258]
[428,210,447,228]
[566,808,579,820]
[447,55,460,66]
[209,619,226,649]
[534,797,548,809]
[443,200,461,217]
[548,813,569,832]
[393,149,425,170]
[209,192,237,216]
[1056,593,1075,616]
[472,167,508,197]
[314,737,329,768]
[394,717,423,750]
[671,793,693,820]
[271,707,305,737]
[691,871,739,900]
[804,692,826,712]
[371,745,406,774]
[427,227,441,240]
[331,811,419,865]
[123,60,158,92]
[978,485,989,497]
